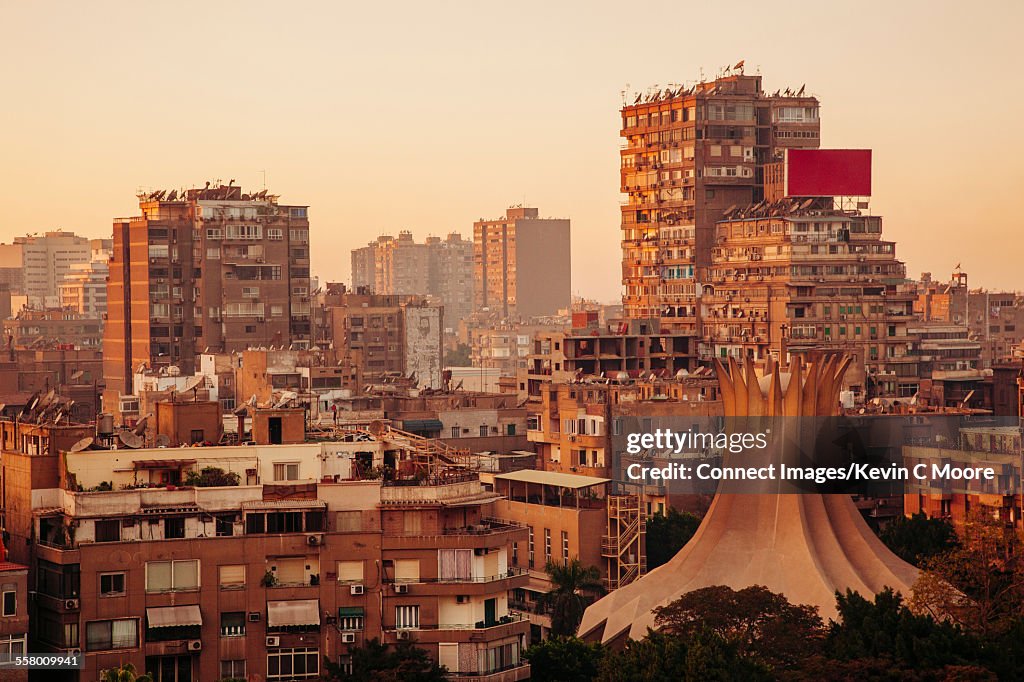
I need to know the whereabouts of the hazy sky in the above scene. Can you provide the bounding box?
[2,1,1022,302]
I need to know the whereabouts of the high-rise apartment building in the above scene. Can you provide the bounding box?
[620,72,819,331]
[705,198,916,398]
[428,234,475,326]
[351,232,474,326]
[0,231,100,306]
[59,258,109,318]
[474,207,571,319]
[5,419,530,680]
[103,184,311,402]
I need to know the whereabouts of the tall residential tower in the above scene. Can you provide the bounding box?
[103,184,311,405]
[620,72,819,331]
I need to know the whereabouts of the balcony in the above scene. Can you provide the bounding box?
[386,612,530,643]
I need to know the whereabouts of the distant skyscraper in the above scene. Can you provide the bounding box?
[59,258,109,319]
[0,231,97,307]
[350,231,474,328]
[473,207,571,319]
[103,184,311,403]
[619,72,820,331]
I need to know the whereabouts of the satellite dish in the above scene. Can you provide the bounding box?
[368,420,386,437]
[155,434,171,448]
[70,370,84,381]
[68,437,95,453]
[181,375,204,393]
[166,365,181,377]
[118,432,143,449]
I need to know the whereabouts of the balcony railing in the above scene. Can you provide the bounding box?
[387,568,527,585]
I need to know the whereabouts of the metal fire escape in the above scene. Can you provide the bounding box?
[601,494,646,590]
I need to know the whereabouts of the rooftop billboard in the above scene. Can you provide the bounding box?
[785,149,872,197]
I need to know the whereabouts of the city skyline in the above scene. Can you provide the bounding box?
[1,1,1022,302]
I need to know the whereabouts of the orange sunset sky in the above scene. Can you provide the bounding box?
[1,1,1021,301]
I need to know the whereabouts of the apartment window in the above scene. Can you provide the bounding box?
[479,425,488,437]
[218,565,245,589]
[226,224,262,240]
[0,634,25,656]
[146,655,193,682]
[561,531,569,566]
[99,572,126,597]
[206,228,222,240]
[146,560,199,593]
[221,660,246,679]
[450,427,460,438]
[336,560,364,583]
[206,247,221,260]
[528,527,535,568]
[395,605,420,629]
[544,529,552,563]
[220,611,246,637]
[394,559,420,583]
[215,515,235,537]
[164,518,185,540]
[1,591,14,617]
[267,228,284,241]
[85,618,137,651]
[289,229,309,243]
[268,647,319,681]
[339,607,364,631]
[273,462,300,481]
[95,519,121,543]
[438,549,472,581]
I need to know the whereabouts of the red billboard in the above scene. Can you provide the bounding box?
[785,149,872,197]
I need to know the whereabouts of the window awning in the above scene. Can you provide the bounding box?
[267,599,320,627]
[338,606,364,618]
[146,605,202,628]
[401,419,443,432]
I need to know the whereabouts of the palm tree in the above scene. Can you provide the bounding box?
[100,663,153,682]
[541,558,606,636]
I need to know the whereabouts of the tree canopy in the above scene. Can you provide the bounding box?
[645,508,702,569]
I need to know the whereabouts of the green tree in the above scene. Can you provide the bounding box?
[100,663,153,682]
[323,638,447,682]
[645,508,701,569]
[597,628,769,682]
[911,510,1024,637]
[542,558,606,637]
[879,512,960,566]
[523,636,605,682]
[825,588,983,671]
[653,584,824,670]
[444,343,471,366]
[184,466,241,487]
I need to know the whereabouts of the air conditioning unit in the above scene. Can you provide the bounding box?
[65,599,80,610]
[394,583,409,594]
[306,534,323,546]
[456,595,470,604]
[350,584,365,596]
[187,639,202,651]
[266,636,280,647]
[396,630,412,641]
[341,632,357,643]
[248,612,261,622]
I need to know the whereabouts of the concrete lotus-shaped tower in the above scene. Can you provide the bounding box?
[578,355,918,645]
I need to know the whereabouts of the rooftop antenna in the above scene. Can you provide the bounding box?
[260,170,267,191]
[620,83,630,106]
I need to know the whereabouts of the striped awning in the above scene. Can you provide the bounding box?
[146,605,202,628]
